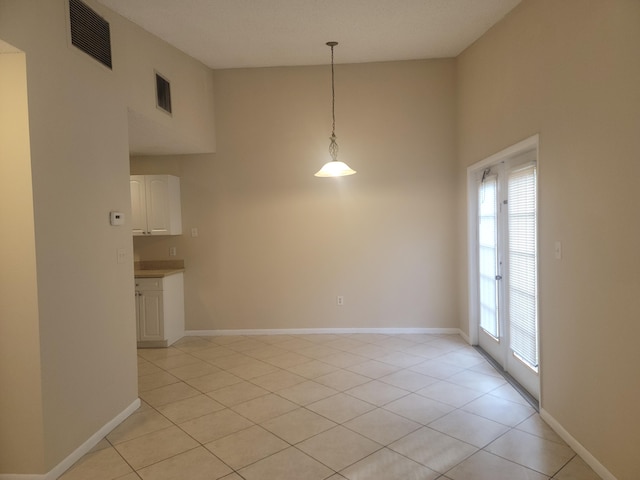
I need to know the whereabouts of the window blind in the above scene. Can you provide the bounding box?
[478,175,499,338]
[508,165,538,369]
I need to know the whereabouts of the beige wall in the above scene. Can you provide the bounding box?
[133,59,459,331]
[0,0,215,473]
[0,51,46,473]
[457,1,640,478]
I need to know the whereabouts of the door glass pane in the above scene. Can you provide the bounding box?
[508,165,538,369]
[478,175,499,338]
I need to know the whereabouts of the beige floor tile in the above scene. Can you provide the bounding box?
[321,351,369,368]
[341,447,440,480]
[378,369,439,391]
[137,362,164,377]
[515,414,567,445]
[325,338,369,351]
[344,408,421,445]
[59,446,133,480]
[137,347,183,362]
[114,473,141,480]
[553,455,601,480]
[377,351,426,368]
[444,371,506,393]
[174,338,219,353]
[137,371,180,392]
[349,344,395,359]
[403,343,450,359]
[149,353,202,370]
[485,429,575,476]
[137,446,232,480]
[409,360,465,379]
[207,352,256,370]
[299,344,342,359]
[190,346,236,361]
[185,370,244,393]
[227,359,281,379]
[462,394,535,427]
[207,381,270,406]
[315,370,371,391]
[347,360,401,379]
[205,425,289,469]
[468,362,504,379]
[286,359,339,379]
[260,407,336,443]
[231,393,298,423]
[238,447,333,480]
[179,408,254,443]
[307,393,377,423]
[166,361,221,380]
[277,380,338,405]
[88,438,112,453]
[114,426,199,470]
[345,380,410,406]
[264,351,313,368]
[227,338,266,352]
[243,345,289,360]
[297,425,382,471]
[383,393,454,425]
[428,410,510,448]
[249,369,306,391]
[438,351,486,369]
[416,381,484,407]
[275,338,317,352]
[446,450,548,480]
[375,337,420,351]
[107,409,172,445]
[156,394,225,423]
[139,381,201,407]
[219,474,245,480]
[389,427,477,473]
[488,383,533,406]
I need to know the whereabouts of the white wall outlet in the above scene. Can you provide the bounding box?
[337,296,344,306]
[191,227,199,237]
[116,248,126,264]
[169,247,177,256]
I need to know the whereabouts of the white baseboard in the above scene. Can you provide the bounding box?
[186,327,462,337]
[540,408,617,480]
[0,398,140,480]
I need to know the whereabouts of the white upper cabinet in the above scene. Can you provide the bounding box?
[130,175,182,236]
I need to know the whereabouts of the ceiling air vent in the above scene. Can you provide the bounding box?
[69,0,112,69]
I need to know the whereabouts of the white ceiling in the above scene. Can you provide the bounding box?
[97,0,521,69]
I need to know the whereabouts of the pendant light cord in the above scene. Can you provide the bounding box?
[329,42,336,136]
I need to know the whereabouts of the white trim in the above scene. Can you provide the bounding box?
[186,327,462,337]
[0,398,140,480]
[540,408,617,480]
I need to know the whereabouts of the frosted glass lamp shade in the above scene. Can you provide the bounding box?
[314,160,356,177]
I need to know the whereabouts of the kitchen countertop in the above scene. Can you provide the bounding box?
[134,260,185,278]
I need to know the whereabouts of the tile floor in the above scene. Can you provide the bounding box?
[60,333,602,480]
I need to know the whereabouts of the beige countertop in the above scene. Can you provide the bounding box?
[134,260,185,278]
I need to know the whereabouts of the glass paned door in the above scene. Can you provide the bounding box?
[473,150,539,400]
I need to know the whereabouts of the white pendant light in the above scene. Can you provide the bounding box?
[314,42,356,177]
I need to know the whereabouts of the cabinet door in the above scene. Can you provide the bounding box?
[138,290,164,341]
[130,175,148,235]
[145,175,173,235]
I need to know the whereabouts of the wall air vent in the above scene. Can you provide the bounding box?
[69,0,112,69]
[155,72,172,115]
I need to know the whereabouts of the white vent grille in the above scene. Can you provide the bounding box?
[69,0,112,69]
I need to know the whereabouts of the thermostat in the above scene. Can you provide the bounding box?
[110,211,125,226]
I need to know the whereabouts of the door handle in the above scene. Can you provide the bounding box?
[495,275,502,280]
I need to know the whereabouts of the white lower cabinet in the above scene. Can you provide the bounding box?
[135,273,184,347]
